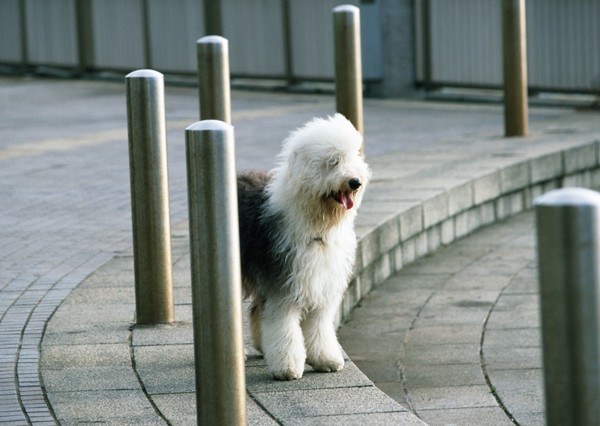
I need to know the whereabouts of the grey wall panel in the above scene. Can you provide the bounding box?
[289,0,360,80]
[0,0,23,63]
[423,0,600,92]
[429,0,502,86]
[25,0,78,66]
[4,0,598,93]
[527,0,600,91]
[90,0,145,70]
[222,0,286,77]
[360,1,382,81]
[147,0,204,73]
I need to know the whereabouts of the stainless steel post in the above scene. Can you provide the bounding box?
[535,188,600,426]
[502,0,528,137]
[197,36,231,124]
[185,120,246,425]
[125,69,174,325]
[333,5,364,147]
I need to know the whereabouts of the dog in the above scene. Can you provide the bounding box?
[237,114,371,380]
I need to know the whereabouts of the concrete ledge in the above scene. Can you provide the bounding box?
[342,138,600,326]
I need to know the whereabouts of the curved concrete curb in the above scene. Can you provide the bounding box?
[41,133,599,424]
[343,136,600,324]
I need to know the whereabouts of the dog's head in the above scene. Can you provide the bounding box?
[269,114,371,227]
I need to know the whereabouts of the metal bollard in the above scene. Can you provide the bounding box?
[502,0,529,137]
[125,69,174,325]
[535,188,600,426]
[197,36,231,124]
[185,120,246,425]
[333,5,364,147]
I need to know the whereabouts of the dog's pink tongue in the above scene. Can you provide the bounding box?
[341,192,354,209]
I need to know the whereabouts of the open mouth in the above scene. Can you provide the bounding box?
[332,191,355,210]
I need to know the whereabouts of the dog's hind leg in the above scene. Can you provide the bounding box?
[262,298,306,380]
[249,297,264,353]
[302,304,345,373]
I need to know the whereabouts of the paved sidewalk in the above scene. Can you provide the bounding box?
[1,76,600,424]
[339,211,543,425]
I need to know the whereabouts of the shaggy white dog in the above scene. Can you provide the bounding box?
[237,114,371,380]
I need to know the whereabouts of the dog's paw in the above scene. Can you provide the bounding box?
[308,352,345,373]
[266,348,306,381]
[272,367,304,381]
[269,352,306,381]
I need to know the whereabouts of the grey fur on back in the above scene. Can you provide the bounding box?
[237,171,289,300]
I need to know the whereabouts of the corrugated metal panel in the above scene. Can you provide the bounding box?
[147,0,204,73]
[289,0,360,80]
[90,0,146,70]
[4,0,598,93]
[25,0,79,66]
[222,0,286,77]
[0,0,23,63]
[527,0,600,91]
[359,1,382,81]
[429,0,502,86]
[423,0,600,92]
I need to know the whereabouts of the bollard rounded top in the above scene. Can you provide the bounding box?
[197,35,228,45]
[125,69,164,79]
[535,188,600,207]
[333,4,359,14]
[186,120,233,132]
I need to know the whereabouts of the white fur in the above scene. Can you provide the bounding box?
[256,114,371,380]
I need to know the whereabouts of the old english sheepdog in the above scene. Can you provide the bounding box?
[237,114,371,380]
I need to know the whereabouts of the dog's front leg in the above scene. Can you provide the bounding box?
[302,304,345,373]
[262,299,306,380]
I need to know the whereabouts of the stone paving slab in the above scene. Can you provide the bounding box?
[2,77,600,424]
[41,227,417,425]
[338,211,550,426]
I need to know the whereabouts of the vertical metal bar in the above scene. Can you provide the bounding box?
[333,5,364,146]
[197,35,231,124]
[185,120,246,426]
[19,0,29,67]
[281,0,295,87]
[204,0,223,36]
[141,0,152,69]
[125,69,174,325]
[420,0,433,90]
[502,0,528,137]
[75,0,94,73]
[535,188,600,426]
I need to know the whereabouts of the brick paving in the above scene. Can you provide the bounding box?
[2,76,600,424]
[0,78,340,424]
[0,132,131,424]
[0,78,321,424]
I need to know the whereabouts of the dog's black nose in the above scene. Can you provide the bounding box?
[349,178,361,190]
